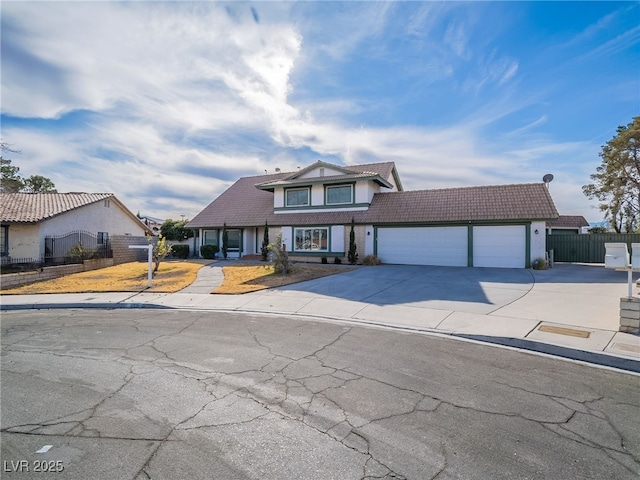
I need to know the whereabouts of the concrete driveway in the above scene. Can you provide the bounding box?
[270,262,629,330]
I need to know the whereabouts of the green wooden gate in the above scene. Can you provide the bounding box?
[546,234,640,263]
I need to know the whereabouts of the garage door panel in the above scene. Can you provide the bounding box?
[377,227,467,267]
[473,226,526,268]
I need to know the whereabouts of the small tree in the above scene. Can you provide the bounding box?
[222,223,228,259]
[148,235,172,275]
[347,218,358,265]
[23,175,57,193]
[160,219,194,241]
[583,116,640,232]
[268,234,290,274]
[0,156,24,193]
[261,221,270,261]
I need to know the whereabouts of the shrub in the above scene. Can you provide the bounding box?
[261,221,270,261]
[68,243,96,263]
[321,257,328,264]
[268,234,290,274]
[222,223,228,259]
[200,244,219,259]
[362,254,381,266]
[334,257,342,264]
[347,218,358,265]
[532,257,547,270]
[171,244,189,259]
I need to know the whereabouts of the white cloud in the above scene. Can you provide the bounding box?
[1,1,613,224]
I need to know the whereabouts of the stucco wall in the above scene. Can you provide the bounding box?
[530,221,547,263]
[40,200,146,238]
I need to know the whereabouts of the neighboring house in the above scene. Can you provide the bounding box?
[546,215,589,235]
[138,214,164,235]
[0,193,150,262]
[187,161,559,268]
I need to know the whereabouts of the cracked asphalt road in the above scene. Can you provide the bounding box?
[1,309,639,480]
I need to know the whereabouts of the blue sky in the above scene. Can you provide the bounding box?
[1,1,638,222]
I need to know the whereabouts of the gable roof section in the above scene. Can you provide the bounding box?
[547,215,589,228]
[255,161,400,191]
[284,160,355,180]
[366,183,558,223]
[0,193,151,233]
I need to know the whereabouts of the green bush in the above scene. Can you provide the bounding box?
[321,257,328,264]
[171,244,189,259]
[532,257,547,270]
[68,243,96,263]
[200,244,219,259]
[334,257,342,264]
[362,254,381,266]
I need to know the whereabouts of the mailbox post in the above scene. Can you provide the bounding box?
[604,243,635,298]
[129,244,154,287]
[604,243,640,334]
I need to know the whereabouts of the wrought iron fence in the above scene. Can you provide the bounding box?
[44,230,112,266]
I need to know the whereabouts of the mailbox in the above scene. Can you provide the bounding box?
[604,243,629,269]
[632,244,640,270]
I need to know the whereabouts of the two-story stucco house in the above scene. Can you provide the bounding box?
[187,161,559,268]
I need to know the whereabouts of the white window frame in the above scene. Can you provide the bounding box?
[325,184,353,205]
[285,187,311,207]
[294,227,329,252]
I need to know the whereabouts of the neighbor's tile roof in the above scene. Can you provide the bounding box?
[547,215,589,228]
[0,193,115,223]
[187,173,559,229]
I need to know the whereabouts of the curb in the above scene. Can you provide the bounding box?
[454,334,640,374]
[3,302,638,374]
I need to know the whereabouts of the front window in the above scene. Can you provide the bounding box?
[294,227,328,252]
[203,230,219,247]
[0,225,7,256]
[326,185,353,205]
[286,188,310,207]
[226,229,241,250]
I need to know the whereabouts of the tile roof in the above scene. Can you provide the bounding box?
[1,192,116,223]
[256,161,398,190]
[187,170,559,229]
[364,184,558,223]
[547,215,589,228]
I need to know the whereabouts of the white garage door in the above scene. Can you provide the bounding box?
[377,227,468,267]
[473,226,526,268]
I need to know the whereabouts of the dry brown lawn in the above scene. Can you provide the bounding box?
[2,260,209,294]
[213,264,355,294]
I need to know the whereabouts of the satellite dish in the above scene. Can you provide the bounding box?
[275,168,281,173]
[543,173,554,184]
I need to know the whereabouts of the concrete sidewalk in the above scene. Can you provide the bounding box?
[2,262,639,372]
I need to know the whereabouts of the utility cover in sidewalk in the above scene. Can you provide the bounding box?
[611,342,640,354]
[538,325,590,338]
